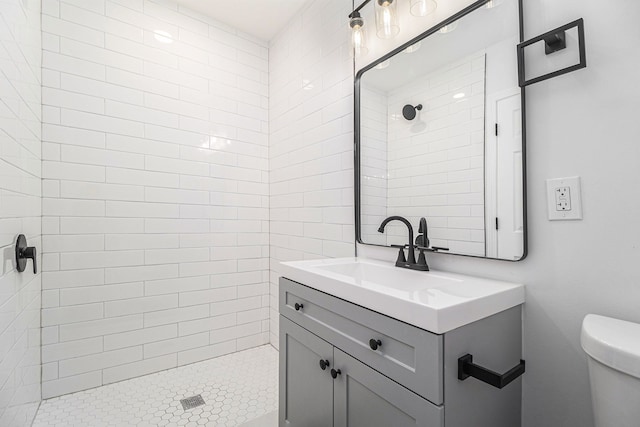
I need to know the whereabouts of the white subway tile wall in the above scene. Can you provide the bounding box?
[41,0,270,398]
[359,53,486,255]
[0,0,43,424]
[359,86,388,245]
[268,0,355,348]
[385,53,486,256]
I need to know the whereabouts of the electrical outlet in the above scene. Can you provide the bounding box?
[547,177,582,220]
[555,187,572,211]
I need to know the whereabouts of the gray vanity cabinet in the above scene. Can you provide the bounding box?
[279,277,522,427]
[279,276,443,403]
[280,317,333,427]
[280,316,442,427]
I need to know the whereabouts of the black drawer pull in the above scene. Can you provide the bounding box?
[319,359,330,371]
[294,303,304,311]
[369,339,382,351]
[330,368,341,379]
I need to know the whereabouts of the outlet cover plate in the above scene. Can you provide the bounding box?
[546,176,582,220]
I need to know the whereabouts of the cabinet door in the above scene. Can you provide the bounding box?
[280,316,334,427]
[333,348,443,427]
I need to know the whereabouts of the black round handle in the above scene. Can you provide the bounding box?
[330,368,341,379]
[319,359,330,371]
[369,339,382,351]
[294,303,304,311]
[15,234,37,274]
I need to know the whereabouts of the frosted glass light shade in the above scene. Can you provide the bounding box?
[410,0,437,17]
[350,14,369,56]
[375,0,400,39]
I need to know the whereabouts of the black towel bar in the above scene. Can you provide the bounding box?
[458,354,525,389]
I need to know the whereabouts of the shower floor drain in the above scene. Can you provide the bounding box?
[180,394,206,410]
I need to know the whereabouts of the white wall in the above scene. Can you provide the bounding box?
[40,0,270,398]
[268,0,355,348]
[0,0,42,424]
[358,0,640,426]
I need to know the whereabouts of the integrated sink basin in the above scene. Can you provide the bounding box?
[279,257,524,334]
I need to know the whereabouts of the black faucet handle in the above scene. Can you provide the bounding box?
[415,235,429,248]
[417,249,429,270]
[416,218,430,249]
[390,245,407,265]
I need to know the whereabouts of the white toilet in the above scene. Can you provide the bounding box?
[581,314,640,427]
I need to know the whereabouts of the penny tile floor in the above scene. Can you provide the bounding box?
[33,345,278,427]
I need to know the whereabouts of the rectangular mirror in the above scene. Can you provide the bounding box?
[356,0,526,261]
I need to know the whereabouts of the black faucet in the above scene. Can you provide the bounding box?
[378,216,427,271]
[379,216,450,272]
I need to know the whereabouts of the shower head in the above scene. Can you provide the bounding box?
[402,104,422,120]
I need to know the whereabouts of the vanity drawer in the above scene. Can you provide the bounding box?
[280,277,443,405]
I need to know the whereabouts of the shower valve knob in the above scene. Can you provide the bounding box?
[15,234,37,274]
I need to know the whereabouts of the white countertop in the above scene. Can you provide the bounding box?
[279,257,525,334]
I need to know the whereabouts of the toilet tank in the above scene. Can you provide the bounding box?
[581,314,640,427]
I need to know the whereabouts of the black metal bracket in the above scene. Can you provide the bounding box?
[348,0,373,18]
[517,18,586,87]
[458,354,525,389]
[543,30,566,54]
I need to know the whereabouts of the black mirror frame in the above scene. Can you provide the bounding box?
[354,0,528,262]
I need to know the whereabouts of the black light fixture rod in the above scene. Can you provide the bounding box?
[348,0,373,18]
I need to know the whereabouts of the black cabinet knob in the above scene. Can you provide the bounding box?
[15,234,37,274]
[319,359,330,371]
[369,339,382,351]
[330,368,342,379]
[294,303,304,311]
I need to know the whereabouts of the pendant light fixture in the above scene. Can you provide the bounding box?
[375,0,400,39]
[349,11,369,56]
[410,0,437,17]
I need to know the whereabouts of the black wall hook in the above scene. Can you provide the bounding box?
[458,354,525,389]
[15,234,37,274]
